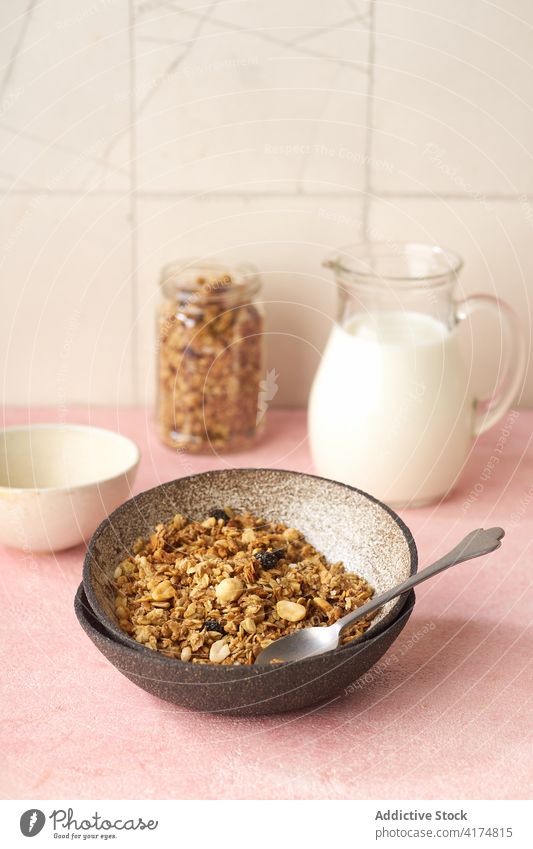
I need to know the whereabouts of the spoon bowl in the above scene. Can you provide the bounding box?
[261,625,340,665]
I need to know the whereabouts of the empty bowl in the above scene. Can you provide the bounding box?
[81,468,417,714]
[0,424,140,552]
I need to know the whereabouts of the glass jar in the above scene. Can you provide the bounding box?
[157,260,265,453]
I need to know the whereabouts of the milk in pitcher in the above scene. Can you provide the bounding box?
[309,310,473,506]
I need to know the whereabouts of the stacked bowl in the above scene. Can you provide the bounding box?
[76,468,417,716]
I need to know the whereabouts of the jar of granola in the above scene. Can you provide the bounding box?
[157,260,265,452]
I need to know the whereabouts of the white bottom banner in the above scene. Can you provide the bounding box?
[2,799,531,849]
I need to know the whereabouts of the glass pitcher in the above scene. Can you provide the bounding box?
[308,242,526,507]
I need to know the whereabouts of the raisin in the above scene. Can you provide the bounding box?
[210,509,229,522]
[254,548,284,570]
[203,619,225,635]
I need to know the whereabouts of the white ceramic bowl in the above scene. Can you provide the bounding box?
[0,424,140,552]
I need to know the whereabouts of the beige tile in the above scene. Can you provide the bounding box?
[368,196,533,405]
[372,0,533,194]
[0,195,134,405]
[136,194,366,406]
[191,0,370,34]
[0,1,130,191]
[134,1,371,193]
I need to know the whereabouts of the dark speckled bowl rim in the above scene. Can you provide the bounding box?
[82,467,418,670]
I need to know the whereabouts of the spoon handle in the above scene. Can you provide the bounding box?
[335,526,505,637]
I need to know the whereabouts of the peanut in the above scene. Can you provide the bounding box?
[209,638,230,663]
[276,600,306,622]
[215,577,243,604]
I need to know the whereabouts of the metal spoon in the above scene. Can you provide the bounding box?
[256,526,505,666]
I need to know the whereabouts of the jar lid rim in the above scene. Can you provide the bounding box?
[160,258,260,295]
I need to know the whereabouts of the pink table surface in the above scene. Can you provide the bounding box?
[1,407,532,800]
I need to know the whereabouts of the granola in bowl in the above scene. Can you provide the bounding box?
[113,508,375,665]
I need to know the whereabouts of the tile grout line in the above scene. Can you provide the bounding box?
[361,0,376,240]
[372,191,533,201]
[0,0,37,103]
[128,0,140,406]
[1,187,531,201]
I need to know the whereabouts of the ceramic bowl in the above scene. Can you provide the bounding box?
[75,582,415,715]
[0,424,140,552]
[81,468,417,714]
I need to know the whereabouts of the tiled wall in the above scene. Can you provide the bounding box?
[1,0,532,408]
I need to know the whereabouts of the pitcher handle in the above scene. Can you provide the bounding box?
[455,294,526,436]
